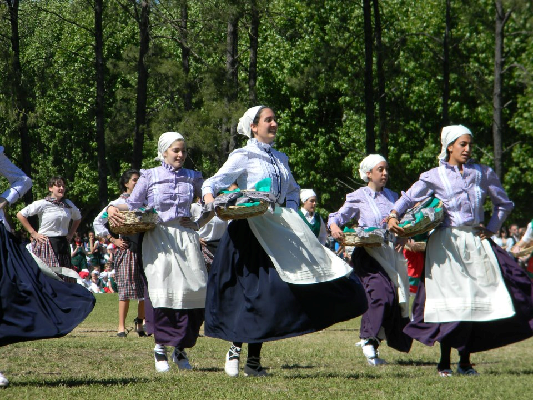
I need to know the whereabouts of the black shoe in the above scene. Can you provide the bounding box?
[134,317,146,337]
[117,331,127,338]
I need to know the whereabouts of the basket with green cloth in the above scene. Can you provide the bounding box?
[108,208,158,235]
[214,178,275,221]
[342,226,387,248]
[397,197,444,238]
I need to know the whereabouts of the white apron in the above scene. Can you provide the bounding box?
[365,243,410,318]
[247,207,352,284]
[424,227,515,322]
[142,221,207,309]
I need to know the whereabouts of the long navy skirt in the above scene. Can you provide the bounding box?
[351,247,413,353]
[0,224,95,347]
[404,240,532,353]
[204,219,368,343]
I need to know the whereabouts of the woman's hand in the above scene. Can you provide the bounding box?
[203,193,215,204]
[330,223,344,242]
[179,217,199,231]
[107,205,125,227]
[394,237,408,253]
[30,231,48,244]
[0,197,8,210]
[111,237,128,250]
[387,216,405,236]
[474,226,493,241]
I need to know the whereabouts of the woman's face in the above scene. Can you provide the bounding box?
[89,232,94,240]
[366,161,389,188]
[125,174,140,194]
[303,196,317,214]
[48,180,66,199]
[163,140,187,169]
[251,108,277,144]
[447,134,472,165]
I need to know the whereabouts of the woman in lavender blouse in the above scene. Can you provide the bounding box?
[328,154,412,366]
[202,106,367,377]
[107,132,211,374]
[388,125,532,376]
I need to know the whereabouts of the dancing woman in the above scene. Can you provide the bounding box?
[388,125,532,376]
[328,154,412,366]
[202,106,367,377]
[93,169,145,337]
[0,147,94,387]
[17,176,82,283]
[107,132,210,373]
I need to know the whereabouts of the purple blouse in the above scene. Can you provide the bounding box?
[392,160,513,233]
[127,162,203,224]
[328,186,399,229]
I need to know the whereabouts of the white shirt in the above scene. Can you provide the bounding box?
[300,207,327,245]
[19,199,81,237]
[521,222,533,244]
[190,202,228,242]
[93,197,127,237]
[0,146,32,230]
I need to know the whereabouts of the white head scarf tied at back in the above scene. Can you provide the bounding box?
[439,125,472,160]
[155,132,185,162]
[359,154,387,182]
[237,105,265,138]
[300,189,317,204]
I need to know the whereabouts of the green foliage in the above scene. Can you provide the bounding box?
[0,0,531,227]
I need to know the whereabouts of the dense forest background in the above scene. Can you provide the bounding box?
[0,0,532,232]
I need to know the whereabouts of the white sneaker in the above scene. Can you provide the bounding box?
[154,348,170,373]
[357,340,387,366]
[172,348,193,370]
[0,372,8,388]
[224,346,241,377]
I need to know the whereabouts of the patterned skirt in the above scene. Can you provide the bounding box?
[114,248,144,301]
[32,236,77,283]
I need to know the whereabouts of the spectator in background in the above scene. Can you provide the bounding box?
[71,236,88,272]
[492,226,509,250]
[506,223,520,253]
[298,189,328,245]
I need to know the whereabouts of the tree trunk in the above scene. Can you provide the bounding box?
[94,0,108,208]
[222,11,239,159]
[132,1,150,170]
[442,0,451,126]
[6,0,33,203]
[373,0,387,159]
[180,1,192,111]
[363,0,375,154]
[493,1,511,180]
[248,0,259,106]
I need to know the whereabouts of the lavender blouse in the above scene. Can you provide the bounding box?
[328,186,399,229]
[127,162,203,224]
[392,160,513,233]
[202,138,300,210]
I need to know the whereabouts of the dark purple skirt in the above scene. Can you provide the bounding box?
[0,225,95,346]
[351,247,413,353]
[404,240,533,353]
[204,219,368,343]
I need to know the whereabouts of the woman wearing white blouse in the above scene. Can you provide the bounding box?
[202,106,367,377]
[0,148,94,388]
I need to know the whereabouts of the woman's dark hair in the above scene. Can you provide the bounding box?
[252,106,269,125]
[119,169,140,192]
[48,176,65,188]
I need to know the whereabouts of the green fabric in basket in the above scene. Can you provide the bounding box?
[343,227,378,233]
[221,178,272,207]
[399,197,441,228]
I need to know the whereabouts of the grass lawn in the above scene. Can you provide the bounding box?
[1,293,532,400]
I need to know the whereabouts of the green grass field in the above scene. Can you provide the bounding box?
[1,294,532,400]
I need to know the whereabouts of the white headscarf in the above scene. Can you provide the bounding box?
[237,105,265,138]
[439,125,472,160]
[155,132,185,162]
[300,189,317,204]
[359,154,387,182]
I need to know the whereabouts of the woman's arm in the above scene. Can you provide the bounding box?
[17,212,47,243]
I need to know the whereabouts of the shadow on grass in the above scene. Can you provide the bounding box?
[13,377,152,388]
[280,364,315,369]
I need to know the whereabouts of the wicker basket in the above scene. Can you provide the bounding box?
[342,232,384,248]
[515,246,533,258]
[110,210,158,235]
[397,200,444,238]
[404,241,427,253]
[215,201,269,221]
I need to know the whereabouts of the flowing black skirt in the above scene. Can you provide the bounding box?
[0,224,95,347]
[404,240,532,353]
[204,219,368,343]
